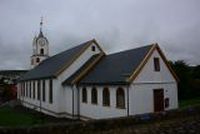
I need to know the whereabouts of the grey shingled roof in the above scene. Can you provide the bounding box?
[20,40,93,81]
[62,54,102,85]
[78,45,153,85]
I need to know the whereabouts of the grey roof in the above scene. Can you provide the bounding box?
[20,40,93,81]
[62,54,102,85]
[78,45,153,85]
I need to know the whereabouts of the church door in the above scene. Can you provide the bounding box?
[153,89,164,112]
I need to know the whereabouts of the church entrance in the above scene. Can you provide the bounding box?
[153,89,164,112]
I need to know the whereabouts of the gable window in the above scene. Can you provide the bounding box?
[49,79,53,104]
[91,87,98,104]
[40,48,44,55]
[37,80,41,100]
[82,87,87,103]
[116,88,125,108]
[42,80,46,102]
[91,46,96,51]
[103,88,110,106]
[33,81,35,99]
[36,58,40,63]
[154,57,160,71]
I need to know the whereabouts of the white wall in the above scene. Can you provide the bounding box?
[18,79,61,117]
[129,83,178,115]
[79,86,127,119]
[57,42,102,115]
[18,42,102,118]
[134,49,176,83]
[129,48,178,115]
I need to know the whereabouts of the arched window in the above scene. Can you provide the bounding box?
[40,48,44,55]
[36,58,40,63]
[91,87,98,104]
[116,88,125,108]
[103,88,110,106]
[82,87,87,103]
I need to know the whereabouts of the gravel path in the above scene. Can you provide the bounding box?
[96,115,200,134]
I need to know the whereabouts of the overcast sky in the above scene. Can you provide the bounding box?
[0,0,199,70]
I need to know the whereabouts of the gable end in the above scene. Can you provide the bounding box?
[127,44,179,83]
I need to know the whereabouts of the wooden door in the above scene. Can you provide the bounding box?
[153,89,164,112]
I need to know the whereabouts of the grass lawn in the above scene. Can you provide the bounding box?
[0,106,46,126]
[179,97,200,109]
[0,106,75,127]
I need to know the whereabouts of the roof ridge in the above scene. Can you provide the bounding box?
[107,44,155,56]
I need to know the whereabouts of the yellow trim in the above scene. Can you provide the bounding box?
[55,39,105,76]
[127,44,156,82]
[127,43,179,83]
[155,45,179,82]
[71,52,105,84]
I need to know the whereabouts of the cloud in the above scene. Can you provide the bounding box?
[0,0,199,70]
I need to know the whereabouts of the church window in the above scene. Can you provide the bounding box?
[82,87,87,103]
[154,57,160,71]
[91,87,98,104]
[103,88,110,106]
[33,81,35,99]
[40,48,44,55]
[37,80,41,100]
[26,82,28,97]
[42,80,45,102]
[92,46,96,51]
[116,88,125,108]
[49,79,53,104]
[29,81,31,98]
[36,58,40,63]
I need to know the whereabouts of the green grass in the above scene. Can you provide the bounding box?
[179,97,200,109]
[0,106,45,127]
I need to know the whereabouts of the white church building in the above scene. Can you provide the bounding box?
[17,22,178,120]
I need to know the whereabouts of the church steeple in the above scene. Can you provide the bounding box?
[30,18,49,69]
[39,17,44,37]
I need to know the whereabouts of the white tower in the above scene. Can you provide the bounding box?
[31,18,49,69]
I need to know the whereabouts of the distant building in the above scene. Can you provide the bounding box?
[17,21,178,120]
[0,70,27,84]
[0,70,27,103]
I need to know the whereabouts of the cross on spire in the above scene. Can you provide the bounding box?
[40,16,43,32]
[39,17,44,37]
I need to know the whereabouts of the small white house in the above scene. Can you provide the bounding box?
[17,26,178,120]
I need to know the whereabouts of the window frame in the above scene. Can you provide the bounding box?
[91,87,98,104]
[49,79,53,104]
[116,87,125,109]
[154,57,160,71]
[37,80,41,100]
[103,87,110,106]
[82,87,87,103]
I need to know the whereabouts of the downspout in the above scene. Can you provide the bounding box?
[76,85,80,119]
[127,85,130,117]
[71,85,74,117]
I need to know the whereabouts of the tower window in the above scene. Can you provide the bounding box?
[91,46,96,51]
[40,48,44,55]
[36,58,40,63]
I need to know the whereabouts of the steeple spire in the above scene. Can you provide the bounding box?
[39,17,44,37]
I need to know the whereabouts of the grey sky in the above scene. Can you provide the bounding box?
[0,0,199,70]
